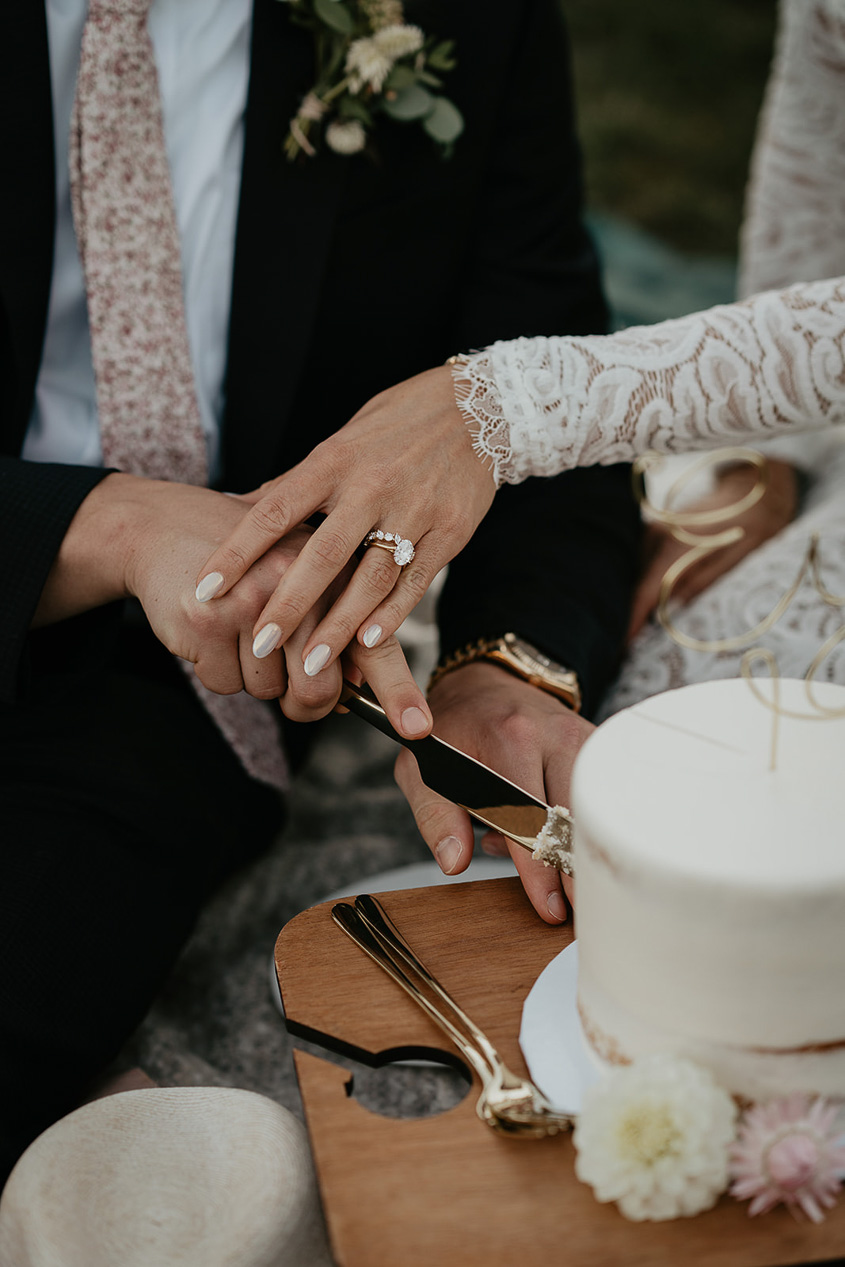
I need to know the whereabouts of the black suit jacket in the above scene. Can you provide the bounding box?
[0,0,641,714]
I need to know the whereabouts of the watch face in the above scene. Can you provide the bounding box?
[511,637,557,674]
[502,635,580,708]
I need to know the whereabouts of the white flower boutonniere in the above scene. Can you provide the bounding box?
[279,0,464,159]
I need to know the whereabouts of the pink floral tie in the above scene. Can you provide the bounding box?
[69,0,207,486]
[69,0,288,792]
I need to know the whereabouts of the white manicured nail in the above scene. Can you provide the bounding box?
[195,572,224,602]
[252,623,282,659]
[303,644,331,677]
[362,623,382,648]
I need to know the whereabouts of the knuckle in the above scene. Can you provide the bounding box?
[283,677,339,721]
[186,601,225,644]
[498,712,543,751]
[378,594,409,629]
[251,684,284,701]
[327,613,360,648]
[314,434,353,478]
[399,565,430,602]
[370,465,400,501]
[252,496,293,537]
[361,633,409,676]
[230,575,270,615]
[193,660,243,696]
[268,592,309,631]
[217,541,253,577]
[362,556,399,594]
[242,667,284,701]
[414,798,453,841]
[312,527,355,569]
[435,508,470,542]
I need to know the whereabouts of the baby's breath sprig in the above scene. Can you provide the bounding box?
[279,0,463,160]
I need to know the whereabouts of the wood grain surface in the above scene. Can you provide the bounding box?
[275,877,845,1267]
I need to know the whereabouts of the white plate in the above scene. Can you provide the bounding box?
[518,941,601,1115]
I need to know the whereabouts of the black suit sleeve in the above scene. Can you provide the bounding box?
[0,457,111,702]
[437,468,641,718]
[437,0,642,716]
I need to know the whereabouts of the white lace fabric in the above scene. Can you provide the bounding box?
[738,0,845,299]
[454,277,845,487]
[453,0,845,489]
[452,0,845,712]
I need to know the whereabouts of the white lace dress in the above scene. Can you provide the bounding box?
[454,0,845,717]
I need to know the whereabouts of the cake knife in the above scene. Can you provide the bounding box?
[337,680,573,871]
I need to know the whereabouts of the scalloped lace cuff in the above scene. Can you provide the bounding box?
[450,339,581,486]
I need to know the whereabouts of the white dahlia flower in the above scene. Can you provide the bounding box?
[372,23,424,60]
[573,1054,737,1222]
[325,119,367,155]
[345,36,394,93]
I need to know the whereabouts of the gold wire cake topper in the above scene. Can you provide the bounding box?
[632,448,845,769]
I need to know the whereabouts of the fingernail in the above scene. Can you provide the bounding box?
[362,623,382,648]
[401,705,429,736]
[434,835,463,874]
[195,571,224,603]
[252,623,282,659]
[303,643,331,677]
[547,891,568,923]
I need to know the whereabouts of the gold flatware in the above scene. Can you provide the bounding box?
[332,894,572,1138]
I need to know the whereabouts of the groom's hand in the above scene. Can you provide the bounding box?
[34,473,431,734]
[394,662,594,924]
[124,480,430,731]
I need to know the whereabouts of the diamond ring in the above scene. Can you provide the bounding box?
[363,529,416,567]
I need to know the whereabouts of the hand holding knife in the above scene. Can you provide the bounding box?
[337,680,574,873]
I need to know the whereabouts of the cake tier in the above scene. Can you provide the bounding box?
[571,678,845,1099]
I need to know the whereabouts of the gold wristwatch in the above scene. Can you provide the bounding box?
[427,633,581,711]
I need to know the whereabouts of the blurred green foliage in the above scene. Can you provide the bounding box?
[564,0,778,254]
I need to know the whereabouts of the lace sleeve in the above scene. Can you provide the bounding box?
[733,0,845,477]
[738,0,845,299]
[453,276,845,486]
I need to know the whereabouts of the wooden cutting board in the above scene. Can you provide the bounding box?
[275,876,845,1267]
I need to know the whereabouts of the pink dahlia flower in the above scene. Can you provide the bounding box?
[729,1095,845,1222]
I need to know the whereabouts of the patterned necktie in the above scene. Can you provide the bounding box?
[69,0,288,792]
[69,0,207,486]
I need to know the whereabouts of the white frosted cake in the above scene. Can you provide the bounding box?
[571,678,845,1100]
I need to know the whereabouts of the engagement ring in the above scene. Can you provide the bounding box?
[363,529,416,567]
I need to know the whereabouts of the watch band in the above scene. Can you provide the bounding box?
[427,633,582,711]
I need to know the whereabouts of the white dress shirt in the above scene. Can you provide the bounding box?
[23,0,253,485]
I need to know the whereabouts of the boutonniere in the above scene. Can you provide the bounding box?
[279,0,464,160]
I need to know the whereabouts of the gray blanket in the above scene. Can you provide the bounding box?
[120,711,447,1117]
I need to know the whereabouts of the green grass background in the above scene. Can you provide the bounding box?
[565,1,778,255]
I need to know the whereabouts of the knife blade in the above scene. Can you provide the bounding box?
[337,680,573,866]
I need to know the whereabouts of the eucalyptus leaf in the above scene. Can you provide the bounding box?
[385,64,417,92]
[422,96,464,144]
[427,39,457,72]
[417,70,443,89]
[382,83,434,121]
[313,0,353,35]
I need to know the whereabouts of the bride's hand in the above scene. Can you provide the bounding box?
[194,364,496,681]
[627,458,801,642]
